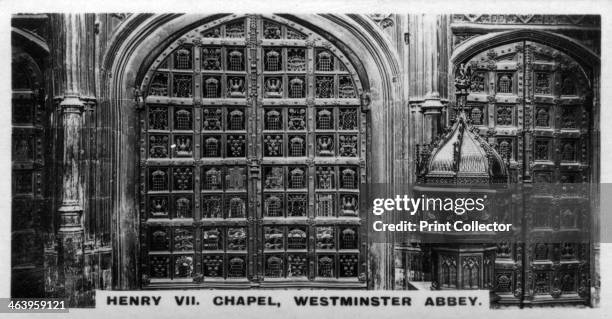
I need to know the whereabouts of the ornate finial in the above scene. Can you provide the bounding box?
[454,63,472,114]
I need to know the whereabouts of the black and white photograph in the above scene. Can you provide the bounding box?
[3,0,610,317]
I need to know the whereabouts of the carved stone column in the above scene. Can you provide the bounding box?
[407,14,450,145]
[58,95,84,232]
[49,13,95,306]
[56,94,85,305]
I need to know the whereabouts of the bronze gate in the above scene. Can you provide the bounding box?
[139,14,368,288]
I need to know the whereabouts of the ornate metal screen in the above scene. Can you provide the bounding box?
[139,15,367,288]
[453,41,591,302]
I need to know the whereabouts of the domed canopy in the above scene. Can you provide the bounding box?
[418,112,508,185]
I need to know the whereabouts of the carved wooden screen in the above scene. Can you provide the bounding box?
[456,41,591,303]
[139,15,367,288]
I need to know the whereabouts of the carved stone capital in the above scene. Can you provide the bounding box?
[57,205,83,232]
[58,94,85,113]
[421,91,445,115]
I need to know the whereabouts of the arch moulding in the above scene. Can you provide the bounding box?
[451,29,599,71]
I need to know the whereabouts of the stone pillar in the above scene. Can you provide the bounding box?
[58,95,84,230]
[421,92,444,143]
[57,94,85,305]
[402,14,450,289]
[407,14,449,145]
[49,13,95,306]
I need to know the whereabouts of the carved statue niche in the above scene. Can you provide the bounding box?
[317,136,334,156]
[228,77,245,98]
[455,63,473,95]
[265,78,283,98]
[454,63,472,111]
[174,136,192,157]
[226,167,246,190]
[340,195,358,216]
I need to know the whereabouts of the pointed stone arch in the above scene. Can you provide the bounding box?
[451,29,599,73]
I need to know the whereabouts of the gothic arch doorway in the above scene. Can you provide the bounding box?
[138,15,368,288]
